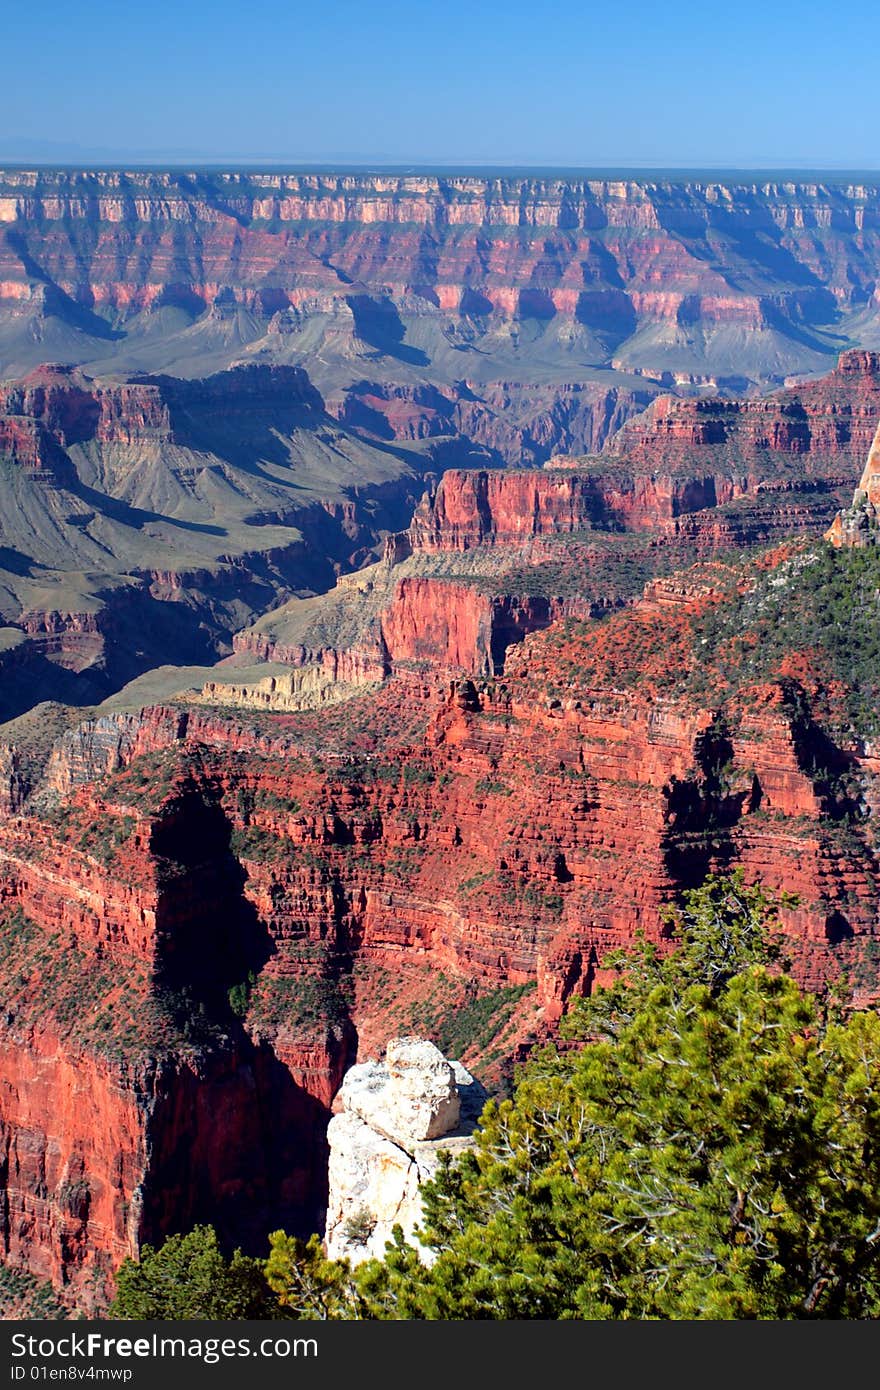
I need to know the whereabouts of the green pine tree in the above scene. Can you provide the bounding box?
[110,1225,278,1320]
[271,873,880,1319]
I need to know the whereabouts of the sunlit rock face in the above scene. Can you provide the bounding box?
[827,415,880,547]
[324,1038,486,1265]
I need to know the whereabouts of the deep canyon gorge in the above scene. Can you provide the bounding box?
[2,168,880,1313]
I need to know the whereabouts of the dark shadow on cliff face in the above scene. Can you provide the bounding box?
[0,652,111,722]
[155,366,328,475]
[151,789,272,1011]
[141,788,353,1251]
[0,582,247,723]
[67,479,226,536]
[459,287,494,317]
[489,595,553,674]
[576,289,638,352]
[346,294,430,366]
[761,297,841,352]
[140,1039,339,1255]
[824,909,854,945]
[661,715,741,889]
[4,233,124,342]
[0,547,35,577]
[649,193,832,294]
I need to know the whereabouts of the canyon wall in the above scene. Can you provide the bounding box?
[2,522,880,1302]
[0,747,356,1307]
[615,349,880,476]
[2,172,880,1304]
[827,411,880,545]
[2,170,880,386]
[6,169,880,476]
[409,467,739,551]
[413,336,880,551]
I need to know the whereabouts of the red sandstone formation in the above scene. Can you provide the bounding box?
[409,467,737,552]
[411,352,880,556]
[614,349,880,479]
[2,524,880,1308]
[378,578,576,676]
[404,462,843,569]
[856,417,880,509]
[0,744,354,1307]
[230,575,590,688]
[0,364,166,447]
[0,323,873,728]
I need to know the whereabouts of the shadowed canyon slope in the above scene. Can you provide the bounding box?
[5,169,880,1314]
[6,168,880,410]
[0,359,448,719]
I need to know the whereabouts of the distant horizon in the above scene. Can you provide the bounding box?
[3,0,879,172]
[4,156,880,182]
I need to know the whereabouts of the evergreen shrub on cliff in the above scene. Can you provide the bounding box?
[110,1226,276,1320]
[268,873,880,1319]
[112,874,880,1320]
[686,542,880,737]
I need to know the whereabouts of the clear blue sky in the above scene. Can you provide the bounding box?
[2,0,878,168]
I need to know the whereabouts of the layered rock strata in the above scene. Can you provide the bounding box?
[615,350,880,478]
[3,169,880,389]
[0,336,878,1310]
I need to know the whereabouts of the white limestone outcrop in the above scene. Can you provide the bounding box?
[324,1037,485,1265]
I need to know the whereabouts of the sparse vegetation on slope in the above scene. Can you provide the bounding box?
[264,876,880,1320]
[513,540,880,741]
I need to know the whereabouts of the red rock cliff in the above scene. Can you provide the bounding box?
[409,467,738,552]
[2,170,877,357]
[614,349,880,478]
[0,604,877,1304]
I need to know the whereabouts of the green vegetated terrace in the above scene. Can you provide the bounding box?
[519,540,880,741]
[683,542,880,737]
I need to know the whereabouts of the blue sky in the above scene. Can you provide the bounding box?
[2,0,878,168]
